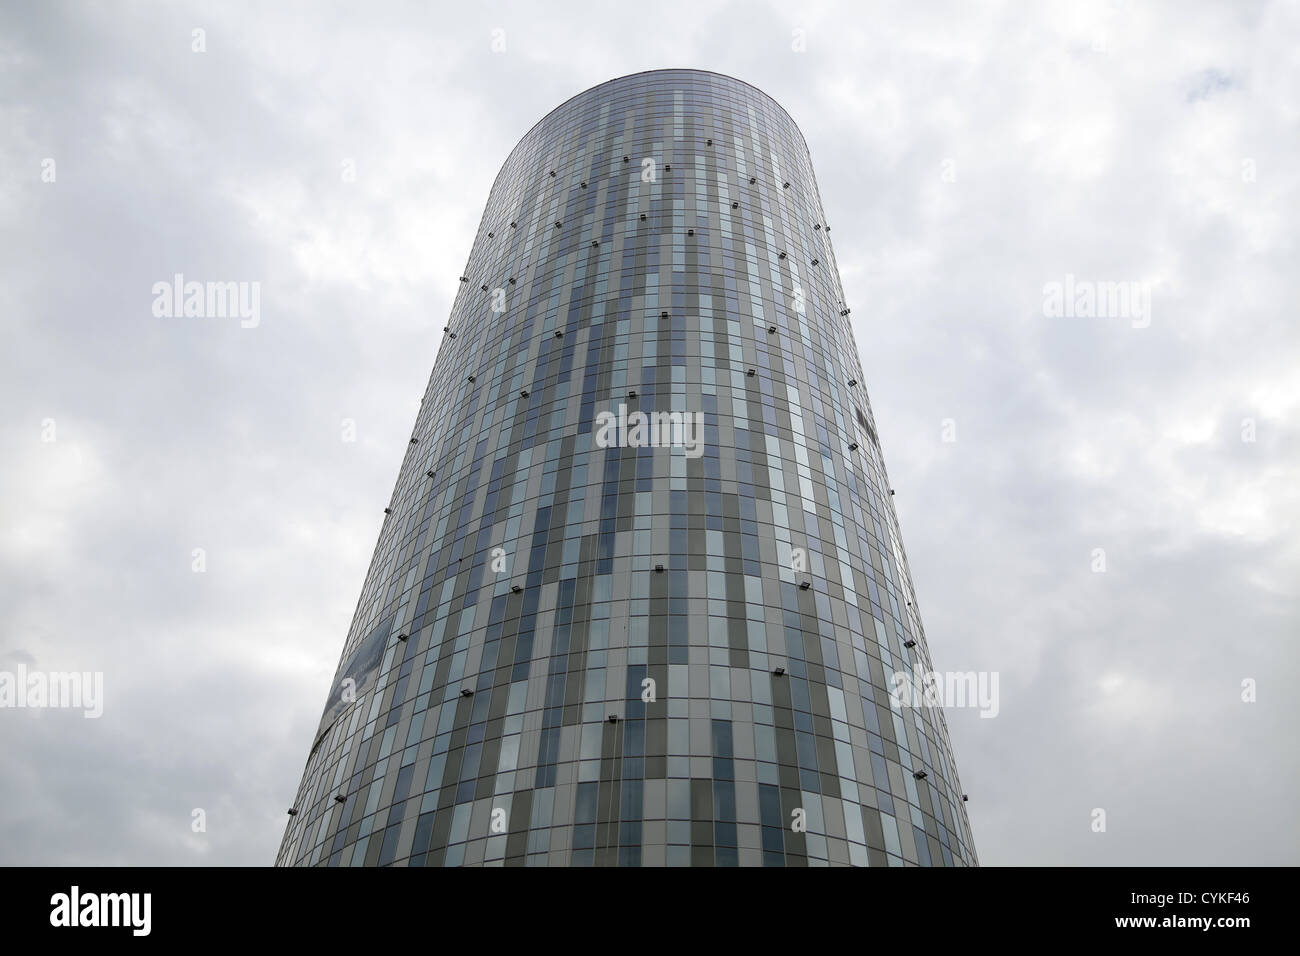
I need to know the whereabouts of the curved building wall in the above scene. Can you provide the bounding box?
[277,69,977,867]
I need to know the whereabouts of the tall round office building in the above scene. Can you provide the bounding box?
[277,69,977,867]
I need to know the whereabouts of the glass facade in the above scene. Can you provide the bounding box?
[277,69,977,867]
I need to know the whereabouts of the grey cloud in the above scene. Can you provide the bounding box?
[0,0,1295,864]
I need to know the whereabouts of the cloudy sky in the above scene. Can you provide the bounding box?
[1,0,1296,866]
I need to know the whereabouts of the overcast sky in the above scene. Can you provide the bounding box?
[1,0,1296,866]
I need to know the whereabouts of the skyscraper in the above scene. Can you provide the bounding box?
[277,69,977,867]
